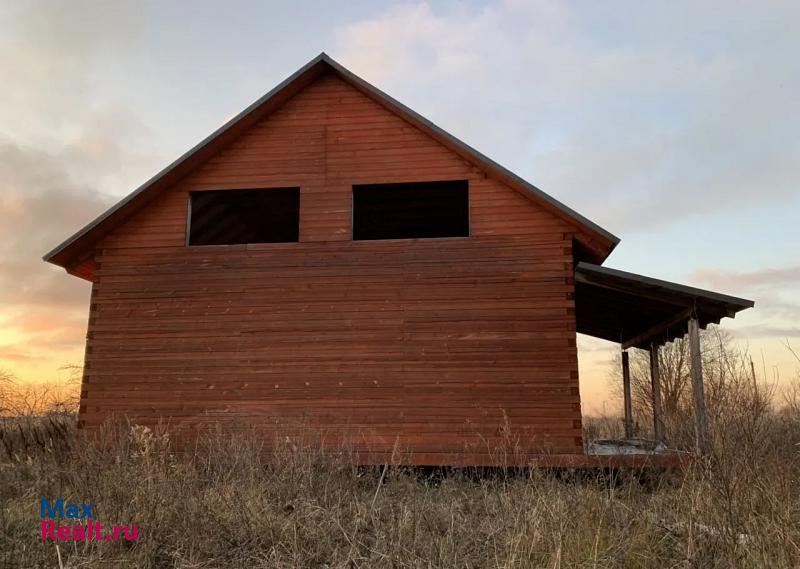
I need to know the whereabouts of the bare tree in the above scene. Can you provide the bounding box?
[0,368,16,416]
[0,366,80,417]
[59,362,84,385]
[608,325,773,447]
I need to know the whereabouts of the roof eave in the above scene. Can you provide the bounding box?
[575,261,755,310]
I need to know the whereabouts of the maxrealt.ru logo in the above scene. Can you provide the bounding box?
[39,499,139,542]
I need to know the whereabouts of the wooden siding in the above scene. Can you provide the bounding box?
[81,72,581,465]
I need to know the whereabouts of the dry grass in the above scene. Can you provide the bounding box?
[2,344,799,568]
[1,408,799,569]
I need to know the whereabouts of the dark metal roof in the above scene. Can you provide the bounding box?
[575,262,754,348]
[43,52,619,271]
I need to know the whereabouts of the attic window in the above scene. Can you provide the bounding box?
[188,188,299,245]
[352,180,469,240]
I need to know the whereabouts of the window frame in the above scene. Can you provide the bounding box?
[185,187,301,247]
[351,180,471,242]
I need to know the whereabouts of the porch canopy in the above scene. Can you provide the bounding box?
[574,262,754,453]
[575,262,754,350]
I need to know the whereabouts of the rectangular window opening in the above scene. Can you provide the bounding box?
[352,180,469,241]
[188,188,299,246]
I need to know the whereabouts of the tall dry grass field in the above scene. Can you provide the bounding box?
[0,411,798,568]
[1,340,799,568]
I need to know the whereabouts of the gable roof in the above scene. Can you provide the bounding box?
[43,53,619,272]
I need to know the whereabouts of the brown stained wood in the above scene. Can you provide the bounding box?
[74,72,583,467]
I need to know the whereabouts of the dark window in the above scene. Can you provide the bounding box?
[188,188,299,245]
[352,180,469,240]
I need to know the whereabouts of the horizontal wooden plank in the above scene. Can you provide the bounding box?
[78,71,584,465]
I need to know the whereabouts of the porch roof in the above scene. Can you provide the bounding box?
[574,262,754,349]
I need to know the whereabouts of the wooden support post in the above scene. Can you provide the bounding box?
[649,342,665,446]
[622,350,634,439]
[688,317,710,455]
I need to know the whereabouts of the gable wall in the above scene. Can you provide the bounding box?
[82,73,582,465]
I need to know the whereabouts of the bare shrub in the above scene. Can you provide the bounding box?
[605,326,776,449]
[0,407,798,568]
[1,347,798,567]
[0,368,79,417]
[0,368,79,462]
[0,414,75,461]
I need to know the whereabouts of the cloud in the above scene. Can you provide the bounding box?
[0,1,144,141]
[0,142,109,371]
[688,264,800,349]
[0,349,38,364]
[729,325,800,340]
[333,1,800,233]
[690,266,800,290]
[689,265,800,319]
[0,1,162,376]
[0,142,113,306]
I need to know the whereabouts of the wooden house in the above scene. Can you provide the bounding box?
[45,54,753,466]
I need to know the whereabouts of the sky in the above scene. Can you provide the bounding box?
[0,0,798,413]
